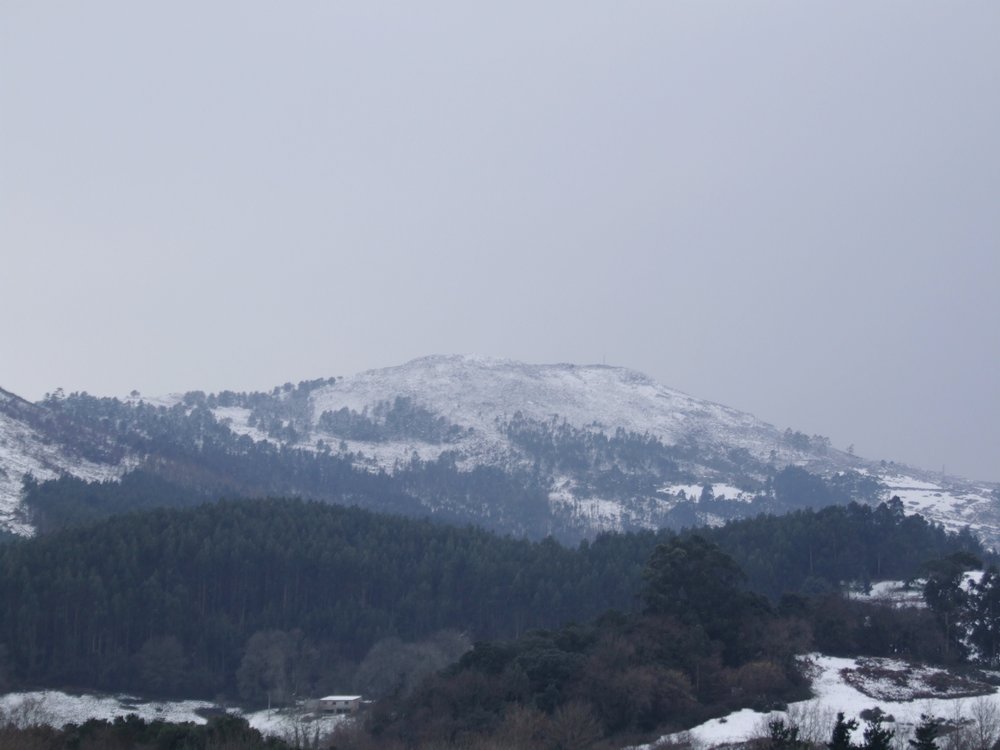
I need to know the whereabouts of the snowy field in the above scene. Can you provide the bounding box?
[635,654,1000,749]
[0,691,348,742]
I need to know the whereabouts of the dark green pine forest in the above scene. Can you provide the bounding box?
[0,487,985,711]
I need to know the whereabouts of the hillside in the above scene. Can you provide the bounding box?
[1,356,997,544]
[0,388,126,535]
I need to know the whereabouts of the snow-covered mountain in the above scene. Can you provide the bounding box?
[217,355,851,474]
[308,355,815,466]
[2,356,997,545]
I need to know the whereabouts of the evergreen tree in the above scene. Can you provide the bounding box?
[767,717,807,748]
[861,714,894,750]
[908,714,940,749]
[643,536,747,620]
[828,712,858,749]
[966,568,1000,666]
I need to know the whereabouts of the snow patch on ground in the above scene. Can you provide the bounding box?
[201,406,458,476]
[242,705,348,740]
[548,479,629,532]
[637,654,1000,749]
[211,406,273,444]
[964,570,986,590]
[840,656,990,702]
[566,497,628,531]
[0,691,215,727]
[847,580,927,608]
[697,513,729,529]
[318,434,454,473]
[0,691,349,741]
[659,483,754,502]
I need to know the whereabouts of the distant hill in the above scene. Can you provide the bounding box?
[2,356,997,544]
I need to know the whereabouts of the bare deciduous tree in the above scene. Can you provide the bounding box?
[969,696,1000,750]
[786,701,837,745]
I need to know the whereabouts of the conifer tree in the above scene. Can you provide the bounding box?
[767,717,807,748]
[862,714,894,750]
[828,712,858,749]
[908,714,940,750]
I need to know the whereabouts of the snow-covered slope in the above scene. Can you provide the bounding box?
[294,356,996,541]
[0,389,126,535]
[312,356,769,450]
[199,356,881,534]
[2,356,997,545]
[880,471,1000,541]
[640,653,1000,749]
[301,356,797,465]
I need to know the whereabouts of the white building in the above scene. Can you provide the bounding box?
[318,695,362,714]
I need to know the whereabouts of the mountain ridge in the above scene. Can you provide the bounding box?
[2,355,997,545]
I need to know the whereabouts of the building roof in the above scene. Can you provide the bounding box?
[319,695,362,701]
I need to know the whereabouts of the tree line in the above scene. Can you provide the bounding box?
[0,496,986,704]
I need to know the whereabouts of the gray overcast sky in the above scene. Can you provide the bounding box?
[2,2,998,481]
